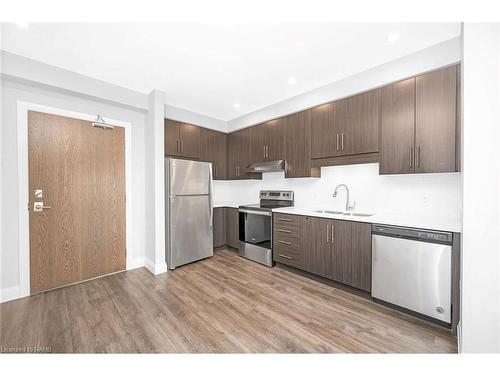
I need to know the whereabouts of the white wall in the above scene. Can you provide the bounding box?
[461,23,500,353]
[0,77,147,298]
[228,37,461,131]
[214,164,462,219]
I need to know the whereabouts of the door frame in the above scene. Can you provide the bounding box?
[17,101,133,298]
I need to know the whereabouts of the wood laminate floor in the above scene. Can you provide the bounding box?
[0,248,457,353]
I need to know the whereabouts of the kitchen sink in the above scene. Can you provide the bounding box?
[312,209,344,215]
[311,209,374,217]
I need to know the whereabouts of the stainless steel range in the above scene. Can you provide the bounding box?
[238,190,294,267]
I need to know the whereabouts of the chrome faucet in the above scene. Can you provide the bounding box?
[333,184,355,211]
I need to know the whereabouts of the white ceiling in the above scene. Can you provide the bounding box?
[1,23,461,121]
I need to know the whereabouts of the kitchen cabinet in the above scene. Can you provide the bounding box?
[227,128,260,180]
[380,78,416,174]
[252,118,285,162]
[200,128,227,180]
[164,119,200,159]
[415,65,458,173]
[284,110,320,178]
[213,207,226,248]
[380,65,458,174]
[310,102,339,159]
[273,213,306,270]
[311,89,380,160]
[226,207,240,249]
[301,215,372,292]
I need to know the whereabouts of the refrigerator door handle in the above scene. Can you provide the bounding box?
[209,164,214,227]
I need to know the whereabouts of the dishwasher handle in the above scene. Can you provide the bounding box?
[372,224,453,245]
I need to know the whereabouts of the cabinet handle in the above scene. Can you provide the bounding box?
[278,254,292,260]
[326,223,330,243]
[278,240,292,245]
[277,218,292,222]
[409,147,413,168]
[213,163,217,178]
[331,224,335,241]
[176,140,179,153]
[417,146,421,168]
[180,140,183,153]
[266,145,269,158]
[277,229,292,233]
[336,134,339,151]
[341,133,345,151]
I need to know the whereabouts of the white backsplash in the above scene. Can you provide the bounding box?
[213,163,462,219]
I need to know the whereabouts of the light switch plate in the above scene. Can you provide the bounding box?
[34,189,43,198]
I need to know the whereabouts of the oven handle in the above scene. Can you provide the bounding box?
[238,209,272,216]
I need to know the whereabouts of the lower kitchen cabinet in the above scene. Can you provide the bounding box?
[273,213,306,269]
[276,214,372,292]
[213,207,226,248]
[226,207,240,249]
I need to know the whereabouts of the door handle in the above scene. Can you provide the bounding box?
[341,133,344,151]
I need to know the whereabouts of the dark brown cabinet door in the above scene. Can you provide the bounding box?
[379,78,416,174]
[213,207,226,248]
[415,65,457,173]
[264,118,285,161]
[305,216,332,279]
[329,219,345,283]
[165,119,181,157]
[252,119,285,162]
[337,220,372,292]
[227,128,258,180]
[310,102,341,159]
[284,110,319,178]
[347,89,380,155]
[178,123,200,159]
[200,128,227,180]
[226,208,239,249]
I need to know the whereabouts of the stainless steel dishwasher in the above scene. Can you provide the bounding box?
[372,224,453,324]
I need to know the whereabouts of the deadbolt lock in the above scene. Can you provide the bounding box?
[34,202,51,212]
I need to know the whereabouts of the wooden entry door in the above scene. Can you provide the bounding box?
[28,111,126,293]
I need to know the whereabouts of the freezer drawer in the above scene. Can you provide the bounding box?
[372,233,452,323]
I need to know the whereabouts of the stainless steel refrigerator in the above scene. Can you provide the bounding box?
[165,158,214,269]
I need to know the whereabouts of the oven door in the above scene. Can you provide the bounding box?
[239,209,272,248]
[238,209,273,266]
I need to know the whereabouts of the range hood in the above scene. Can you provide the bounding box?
[245,160,287,173]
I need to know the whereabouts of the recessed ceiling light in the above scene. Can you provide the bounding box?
[288,77,297,85]
[386,32,400,43]
[15,22,29,29]
[233,102,240,109]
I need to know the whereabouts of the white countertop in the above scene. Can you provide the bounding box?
[273,206,462,233]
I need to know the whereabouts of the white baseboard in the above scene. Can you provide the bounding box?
[0,285,26,303]
[145,258,168,275]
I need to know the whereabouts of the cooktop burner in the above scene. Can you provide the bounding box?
[239,190,294,212]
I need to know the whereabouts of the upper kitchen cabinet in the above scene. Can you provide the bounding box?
[310,89,380,160]
[200,127,227,180]
[227,127,260,180]
[251,118,285,162]
[380,78,416,174]
[380,65,459,174]
[415,65,458,173]
[284,110,320,178]
[310,102,339,159]
[164,119,200,159]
